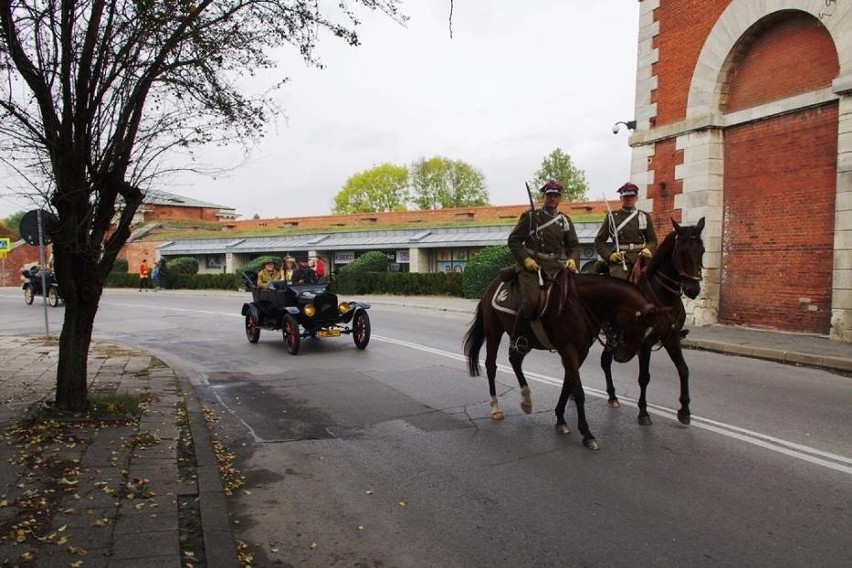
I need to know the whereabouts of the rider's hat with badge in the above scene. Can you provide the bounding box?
[540,180,564,194]
[617,182,639,197]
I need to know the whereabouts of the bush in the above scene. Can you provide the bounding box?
[339,251,388,274]
[167,257,199,276]
[335,271,461,296]
[111,258,128,273]
[461,245,514,299]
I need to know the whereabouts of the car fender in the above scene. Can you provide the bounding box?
[241,303,261,319]
[283,306,300,316]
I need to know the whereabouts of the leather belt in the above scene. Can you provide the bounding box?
[618,242,645,252]
[524,248,558,261]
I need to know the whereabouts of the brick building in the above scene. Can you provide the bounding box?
[628,0,851,342]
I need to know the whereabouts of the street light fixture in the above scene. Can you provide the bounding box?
[612,120,637,134]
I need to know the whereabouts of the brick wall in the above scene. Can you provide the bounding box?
[651,0,729,125]
[721,104,837,333]
[223,201,617,233]
[726,14,838,112]
[645,138,683,228]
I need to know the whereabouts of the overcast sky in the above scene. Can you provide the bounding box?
[0,1,641,220]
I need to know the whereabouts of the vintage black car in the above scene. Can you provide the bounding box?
[240,271,371,354]
[21,267,62,307]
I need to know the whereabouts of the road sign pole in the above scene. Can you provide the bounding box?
[37,209,50,337]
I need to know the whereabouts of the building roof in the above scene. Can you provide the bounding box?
[157,221,602,256]
[144,189,234,212]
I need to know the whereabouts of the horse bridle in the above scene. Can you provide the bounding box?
[652,234,702,295]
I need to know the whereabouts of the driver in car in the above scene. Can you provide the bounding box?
[256,260,280,289]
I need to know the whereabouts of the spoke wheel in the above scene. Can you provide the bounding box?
[245,313,260,343]
[352,310,371,350]
[47,287,59,307]
[23,286,34,305]
[283,314,301,355]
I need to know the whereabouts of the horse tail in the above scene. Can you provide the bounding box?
[462,302,485,376]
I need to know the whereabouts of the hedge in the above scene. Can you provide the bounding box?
[460,245,515,299]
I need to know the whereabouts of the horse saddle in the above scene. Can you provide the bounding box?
[490,272,556,351]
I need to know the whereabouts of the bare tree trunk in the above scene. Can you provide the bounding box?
[51,216,104,412]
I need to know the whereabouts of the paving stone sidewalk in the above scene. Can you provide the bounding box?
[0,336,237,568]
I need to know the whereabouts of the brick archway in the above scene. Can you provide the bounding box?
[719,13,837,333]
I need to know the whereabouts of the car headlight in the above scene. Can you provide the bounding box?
[303,303,316,317]
[339,302,351,314]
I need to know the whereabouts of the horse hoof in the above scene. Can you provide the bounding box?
[520,401,532,414]
[491,409,505,421]
[555,424,571,435]
[638,415,652,426]
[677,411,690,425]
[583,439,599,450]
[608,399,621,409]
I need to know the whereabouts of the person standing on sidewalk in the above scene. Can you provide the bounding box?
[506,180,581,354]
[594,182,657,280]
[139,259,150,291]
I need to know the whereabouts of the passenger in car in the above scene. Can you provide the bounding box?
[282,256,296,283]
[292,257,319,284]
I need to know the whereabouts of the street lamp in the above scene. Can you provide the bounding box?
[612,120,637,134]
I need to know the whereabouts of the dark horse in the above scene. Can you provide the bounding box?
[463,270,670,450]
[601,217,706,426]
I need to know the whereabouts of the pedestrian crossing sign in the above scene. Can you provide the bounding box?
[0,238,10,253]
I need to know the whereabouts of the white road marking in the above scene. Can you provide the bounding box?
[373,334,852,476]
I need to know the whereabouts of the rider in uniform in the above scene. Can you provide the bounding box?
[594,182,657,280]
[507,180,581,354]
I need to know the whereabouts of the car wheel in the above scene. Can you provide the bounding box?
[352,310,371,350]
[47,287,59,307]
[24,286,34,305]
[283,314,301,355]
[245,313,260,344]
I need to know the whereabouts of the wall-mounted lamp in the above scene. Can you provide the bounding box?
[612,120,637,134]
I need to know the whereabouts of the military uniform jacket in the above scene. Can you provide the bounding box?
[508,208,581,271]
[594,208,658,260]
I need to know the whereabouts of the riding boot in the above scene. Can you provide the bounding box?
[510,314,533,355]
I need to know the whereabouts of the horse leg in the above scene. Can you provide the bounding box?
[508,350,533,414]
[554,355,597,449]
[665,339,691,425]
[637,345,653,425]
[600,349,621,408]
[485,326,504,421]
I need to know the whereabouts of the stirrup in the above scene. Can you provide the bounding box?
[509,335,530,355]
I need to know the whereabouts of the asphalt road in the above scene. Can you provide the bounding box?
[1,288,851,568]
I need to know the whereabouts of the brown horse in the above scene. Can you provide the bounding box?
[601,217,706,426]
[463,270,670,450]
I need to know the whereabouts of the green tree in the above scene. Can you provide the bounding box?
[533,148,588,202]
[410,156,488,210]
[0,0,402,411]
[333,164,410,214]
[2,210,25,240]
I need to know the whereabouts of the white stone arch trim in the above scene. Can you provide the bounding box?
[686,0,851,118]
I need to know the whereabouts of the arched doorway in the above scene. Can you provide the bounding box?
[720,12,838,333]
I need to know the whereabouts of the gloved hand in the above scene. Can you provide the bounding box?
[523,257,539,272]
[639,247,653,259]
[564,259,577,272]
[609,252,624,264]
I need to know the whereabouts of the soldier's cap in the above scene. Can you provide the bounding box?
[540,180,564,194]
[617,182,639,197]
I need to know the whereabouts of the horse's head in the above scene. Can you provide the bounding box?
[608,304,670,363]
[670,217,705,299]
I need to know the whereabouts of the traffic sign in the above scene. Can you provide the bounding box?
[19,210,57,246]
[0,237,9,252]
